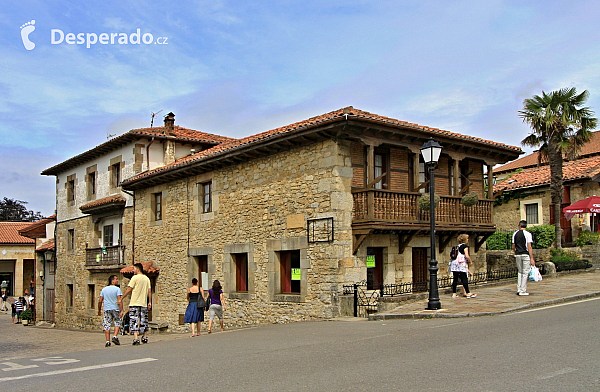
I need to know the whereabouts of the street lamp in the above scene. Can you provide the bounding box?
[420,138,442,310]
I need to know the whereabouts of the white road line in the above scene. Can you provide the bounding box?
[510,297,600,315]
[0,358,157,382]
[537,367,577,380]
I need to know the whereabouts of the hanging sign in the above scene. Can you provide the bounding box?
[366,255,376,268]
[291,268,301,281]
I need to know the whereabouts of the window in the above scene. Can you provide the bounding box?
[459,161,469,193]
[111,163,121,188]
[66,284,74,307]
[118,223,123,245]
[280,250,301,294]
[418,157,430,194]
[200,182,212,213]
[103,225,114,247]
[234,253,248,292]
[373,149,388,189]
[67,229,75,251]
[87,172,96,198]
[88,284,95,309]
[525,203,539,224]
[67,179,75,202]
[153,192,162,221]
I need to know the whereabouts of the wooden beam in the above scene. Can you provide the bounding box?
[366,172,387,188]
[398,231,418,254]
[415,181,429,192]
[353,234,369,255]
[475,233,493,252]
[438,232,458,254]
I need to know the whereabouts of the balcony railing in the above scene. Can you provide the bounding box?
[85,245,125,269]
[352,189,493,226]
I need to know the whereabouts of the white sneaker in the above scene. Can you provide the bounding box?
[518,292,530,296]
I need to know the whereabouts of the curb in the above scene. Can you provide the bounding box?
[368,291,600,320]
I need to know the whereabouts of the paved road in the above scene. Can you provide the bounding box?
[1,298,599,391]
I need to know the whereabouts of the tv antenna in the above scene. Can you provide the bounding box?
[107,133,116,139]
[150,110,163,127]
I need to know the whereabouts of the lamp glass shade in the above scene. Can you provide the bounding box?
[420,138,442,164]
[44,250,54,262]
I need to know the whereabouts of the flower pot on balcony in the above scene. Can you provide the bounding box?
[461,192,479,207]
[418,194,440,210]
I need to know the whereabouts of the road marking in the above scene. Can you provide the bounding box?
[31,357,80,365]
[1,363,38,372]
[0,358,157,382]
[511,297,600,314]
[537,367,577,380]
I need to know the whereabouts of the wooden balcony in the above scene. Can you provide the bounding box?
[85,245,125,270]
[352,189,494,230]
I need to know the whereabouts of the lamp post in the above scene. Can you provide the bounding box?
[420,138,442,310]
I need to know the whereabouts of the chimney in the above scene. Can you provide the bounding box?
[164,112,175,135]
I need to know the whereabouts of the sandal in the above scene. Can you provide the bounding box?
[207,330,211,334]
[466,294,478,298]
[452,294,458,298]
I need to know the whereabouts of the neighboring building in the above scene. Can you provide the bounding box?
[19,215,56,322]
[117,106,520,330]
[0,222,36,297]
[494,131,600,242]
[41,113,232,329]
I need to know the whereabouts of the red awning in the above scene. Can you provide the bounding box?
[120,261,159,277]
[562,195,600,220]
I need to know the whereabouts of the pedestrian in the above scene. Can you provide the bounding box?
[15,296,25,323]
[207,280,226,334]
[98,275,124,347]
[184,278,206,337]
[11,301,17,324]
[0,292,8,311]
[513,220,535,296]
[450,234,477,298]
[122,263,152,346]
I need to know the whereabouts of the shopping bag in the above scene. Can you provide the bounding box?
[528,266,542,282]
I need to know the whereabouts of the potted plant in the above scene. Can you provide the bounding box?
[461,192,479,207]
[418,193,440,210]
[20,309,33,326]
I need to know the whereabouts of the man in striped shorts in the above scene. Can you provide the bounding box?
[98,275,124,347]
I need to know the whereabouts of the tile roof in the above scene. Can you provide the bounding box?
[494,155,600,192]
[120,261,159,277]
[41,124,233,176]
[123,106,522,188]
[80,195,126,211]
[495,131,600,174]
[36,238,55,251]
[0,222,36,244]
[18,215,56,239]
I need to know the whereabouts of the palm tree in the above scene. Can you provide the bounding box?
[520,88,597,248]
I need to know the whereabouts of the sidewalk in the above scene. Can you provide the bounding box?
[0,312,186,361]
[370,269,600,320]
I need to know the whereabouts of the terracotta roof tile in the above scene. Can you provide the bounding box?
[0,222,36,244]
[18,215,56,238]
[120,261,159,276]
[123,106,521,186]
[36,238,55,251]
[494,155,600,192]
[496,131,600,174]
[80,195,126,211]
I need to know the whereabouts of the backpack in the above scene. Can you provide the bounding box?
[450,245,459,260]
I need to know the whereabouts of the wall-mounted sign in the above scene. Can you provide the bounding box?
[366,255,375,268]
[291,268,301,281]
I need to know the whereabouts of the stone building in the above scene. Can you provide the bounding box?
[119,107,520,330]
[0,222,36,298]
[41,113,232,329]
[19,215,56,322]
[494,131,600,242]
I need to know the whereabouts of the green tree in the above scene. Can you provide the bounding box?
[0,197,44,222]
[520,88,597,248]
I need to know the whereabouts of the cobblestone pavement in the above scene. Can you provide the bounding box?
[371,269,600,320]
[0,314,188,361]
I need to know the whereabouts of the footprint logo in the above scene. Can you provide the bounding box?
[20,20,36,50]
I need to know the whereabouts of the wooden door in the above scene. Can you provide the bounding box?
[366,248,383,290]
[44,289,55,323]
[412,247,428,292]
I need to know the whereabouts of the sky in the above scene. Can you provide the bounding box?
[1,0,600,217]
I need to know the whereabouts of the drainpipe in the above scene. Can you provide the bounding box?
[121,189,135,265]
[146,137,156,171]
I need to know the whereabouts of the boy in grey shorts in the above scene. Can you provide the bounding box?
[98,275,124,347]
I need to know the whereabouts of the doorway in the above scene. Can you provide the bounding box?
[366,247,384,290]
[412,247,428,292]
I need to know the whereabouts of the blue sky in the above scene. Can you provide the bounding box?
[1,0,600,216]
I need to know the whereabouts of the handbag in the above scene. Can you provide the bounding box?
[196,294,207,310]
